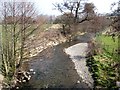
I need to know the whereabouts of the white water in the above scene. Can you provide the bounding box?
[65,43,94,87]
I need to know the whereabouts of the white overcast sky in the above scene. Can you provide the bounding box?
[31,0,119,15]
[2,0,119,15]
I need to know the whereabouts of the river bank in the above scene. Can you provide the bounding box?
[24,24,67,58]
[20,31,95,88]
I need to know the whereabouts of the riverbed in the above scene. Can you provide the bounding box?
[22,37,93,89]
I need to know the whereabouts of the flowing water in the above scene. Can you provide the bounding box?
[21,40,91,89]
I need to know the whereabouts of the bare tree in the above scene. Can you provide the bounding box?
[111,1,120,34]
[0,1,39,87]
[54,0,96,23]
[54,0,96,37]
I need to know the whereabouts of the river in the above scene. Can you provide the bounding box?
[21,35,93,89]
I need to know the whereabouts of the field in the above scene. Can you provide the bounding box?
[96,34,118,53]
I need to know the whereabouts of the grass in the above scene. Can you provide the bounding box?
[96,34,118,53]
[87,34,119,88]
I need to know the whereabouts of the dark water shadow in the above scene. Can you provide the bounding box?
[21,40,90,88]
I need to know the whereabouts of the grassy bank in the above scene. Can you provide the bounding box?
[96,35,118,53]
[87,34,119,88]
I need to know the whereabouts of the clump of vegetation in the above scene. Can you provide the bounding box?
[87,54,116,88]
[87,34,119,88]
